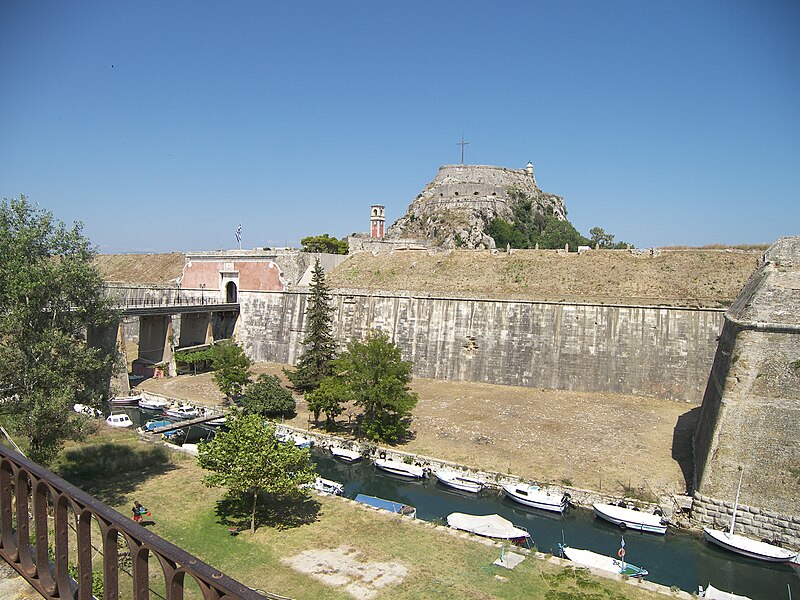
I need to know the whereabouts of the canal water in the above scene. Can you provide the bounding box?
[314,455,799,600]
[110,405,798,599]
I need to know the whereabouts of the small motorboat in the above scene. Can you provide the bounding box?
[73,403,102,418]
[109,394,143,406]
[137,419,175,434]
[105,413,133,428]
[330,446,362,463]
[138,397,169,411]
[503,482,569,514]
[304,477,344,496]
[447,513,529,541]
[355,494,416,518]
[164,405,200,420]
[434,469,484,493]
[560,545,649,578]
[374,458,425,479]
[592,503,667,534]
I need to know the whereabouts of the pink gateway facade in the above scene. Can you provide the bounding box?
[180,251,286,302]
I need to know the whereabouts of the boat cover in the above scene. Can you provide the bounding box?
[700,584,752,600]
[447,513,528,539]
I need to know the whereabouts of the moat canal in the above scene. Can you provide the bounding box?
[117,407,798,600]
[314,455,798,600]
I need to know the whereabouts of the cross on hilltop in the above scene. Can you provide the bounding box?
[457,136,469,164]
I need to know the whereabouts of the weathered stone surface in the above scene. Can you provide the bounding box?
[237,291,723,401]
[694,237,800,518]
[387,164,566,249]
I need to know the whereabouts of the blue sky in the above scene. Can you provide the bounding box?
[1,1,798,253]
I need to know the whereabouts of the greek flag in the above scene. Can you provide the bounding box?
[235,224,242,243]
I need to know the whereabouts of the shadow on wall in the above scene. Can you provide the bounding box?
[672,406,701,494]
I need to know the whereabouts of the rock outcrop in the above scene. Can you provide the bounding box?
[386,164,567,249]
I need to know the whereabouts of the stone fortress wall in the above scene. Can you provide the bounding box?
[693,237,800,519]
[235,290,724,403]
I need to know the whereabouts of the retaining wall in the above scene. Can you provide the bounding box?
[238,291,724,402]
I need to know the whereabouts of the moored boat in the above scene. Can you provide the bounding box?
[374,458,425,479]
[447,512,529,541]
[503,482,569,513]
[109,394,143,406]
[355,494,416,518]
[73,403,102,418]
[164,405,200,419]
[138,397,169,411]
[701,470,797,562]
[137,419,174,434]
[592,503,667,534]
[106,413,133,428]
[434,469,484,493]
[698,584,752,599]
[560,544,649,578]
[305,477,344,496]
[330,446,362,463]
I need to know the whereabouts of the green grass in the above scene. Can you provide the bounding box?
[54,430,663,600]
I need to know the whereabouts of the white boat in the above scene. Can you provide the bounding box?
[503,482,569,513]
[304,477,344,496]
[164,405,200,419]
[138,397,169,410]
[447,512,529,541]
[434,469,484,493]
[374,458,425,479]
[72,403,102,418]
[330,446,362,463]
[105,413,133,428]
[698,584,752,599]
[355,494,416,518]
[560,545,649,578]
[703,470,798,563]
[109,394,143,406]
[592,503,668,534]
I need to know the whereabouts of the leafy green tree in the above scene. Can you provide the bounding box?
[305,376,347,431]
[240,374,296,418]
[536,216,590,250]
[197,413,315,532]
[0,196,118,465]
[285,259,337,393]
[300,234,348,254]
[333,331,418,443]
[209,340,252,400]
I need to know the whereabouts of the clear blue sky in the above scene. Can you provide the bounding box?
[2,1,798,252]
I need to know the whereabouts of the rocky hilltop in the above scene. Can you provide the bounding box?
[387,163,566,249]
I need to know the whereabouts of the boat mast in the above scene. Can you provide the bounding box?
[729,468,744,536]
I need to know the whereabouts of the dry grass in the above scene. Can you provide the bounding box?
[95,252,185,284]
[328,248,759,307]
[139,362,697,497]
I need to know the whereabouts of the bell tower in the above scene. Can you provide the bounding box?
[370,204,385,239]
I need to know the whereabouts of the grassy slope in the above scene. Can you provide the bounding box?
[55,429,664,600]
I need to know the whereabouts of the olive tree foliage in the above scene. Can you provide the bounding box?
[305,375,347,431]
[240,374,296,418]
[333,330,418,443]
[0,196,118,465]
[284,259,337,393]
[197,413,315,532]
[589,226,633,250]
[209,340,252,400]
[300,234,349,255]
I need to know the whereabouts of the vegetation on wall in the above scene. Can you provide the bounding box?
[300,233,349,254]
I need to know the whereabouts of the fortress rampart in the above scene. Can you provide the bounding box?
[236,290,724,402]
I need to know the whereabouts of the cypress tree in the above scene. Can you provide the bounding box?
[284,259,337,393]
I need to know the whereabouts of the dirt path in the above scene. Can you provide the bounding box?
[139,362,698,497]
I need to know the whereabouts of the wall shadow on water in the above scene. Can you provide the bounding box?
[214,491,320,532]
[55,443,176,506]
[672,407,701,494]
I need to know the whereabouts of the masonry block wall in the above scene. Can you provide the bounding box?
[237,291,724,402]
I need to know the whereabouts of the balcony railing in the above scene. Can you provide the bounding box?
[0,444,284,600]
